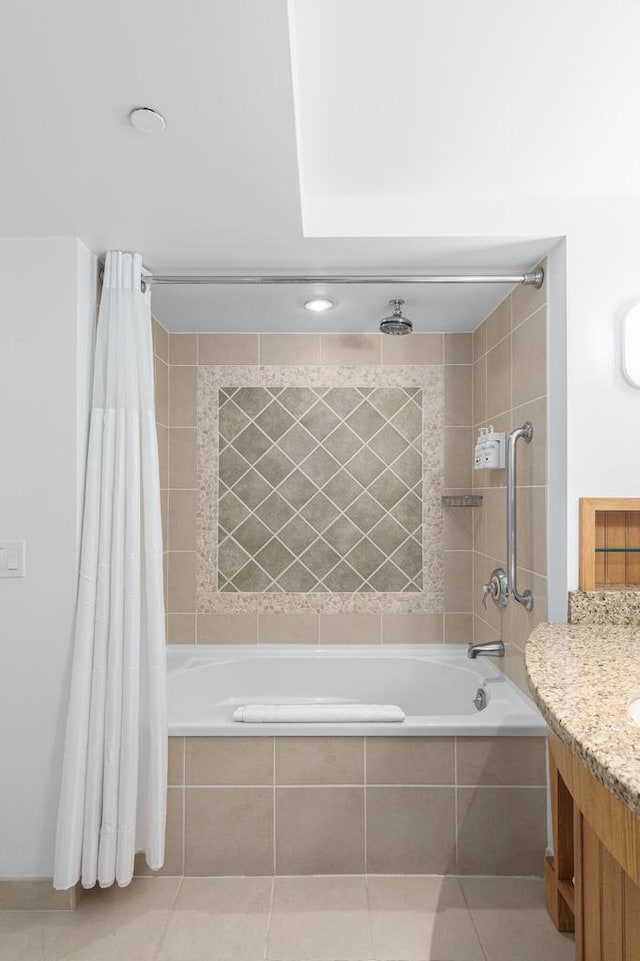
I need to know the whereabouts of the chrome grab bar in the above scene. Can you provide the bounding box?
[507,422,534,611]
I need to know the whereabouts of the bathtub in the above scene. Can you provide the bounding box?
[167,644,546,737]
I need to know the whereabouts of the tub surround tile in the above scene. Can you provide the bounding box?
[443,551,473,612]
[168,427,197,489]
[167,612,196,644]
[444,427,473,488]
[275,737,364,785]
[199,333,259,366]
[167,551,196,612]
[366,737,455,785]
[157,425,169,490]
[444,331,472,365]
[268,876,372,961]
[444,365,472,426]
[473,322,486,364]
[197,611,257,643]
[169,333,198,366]
[366,786,456,874]
[513,307,546,407]
[258,612,319,643]
[486,295,512,350]
[153,319,169,363]
[169,365,197,427]
[186,736,274,785]
[444,611,474,642]
[168,737,185,784]
[472,357,487,428]
[318,611,381,643]
[456,736,546,786]
[157,877,272,961]
[485,334,512,419]
[275,786,365,874]
[260,334,321,366]
[155,356,169,426]
[382,332,443,366]
[321,334,382,366]
[185,787,274,876]
[168,491,197,551]
[381,612,443,643]
[456,786,547,875]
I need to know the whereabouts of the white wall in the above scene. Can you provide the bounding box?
[0,237,96,877]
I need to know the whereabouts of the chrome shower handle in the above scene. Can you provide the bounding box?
[506,422,534,611]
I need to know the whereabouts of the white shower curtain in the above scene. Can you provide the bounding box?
[54,251,167,889]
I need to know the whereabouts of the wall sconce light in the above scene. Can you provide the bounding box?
[623,304,640,388]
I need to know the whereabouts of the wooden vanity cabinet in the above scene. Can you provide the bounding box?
[546,733,640,959]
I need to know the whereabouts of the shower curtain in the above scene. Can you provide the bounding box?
[54,251,167,889]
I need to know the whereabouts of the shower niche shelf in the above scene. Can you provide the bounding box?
[441,495,483,508]
[579,497,640,590]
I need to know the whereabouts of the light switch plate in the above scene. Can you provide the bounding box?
[0,540,26,577]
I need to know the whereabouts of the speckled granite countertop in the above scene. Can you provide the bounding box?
[526,623,640,817]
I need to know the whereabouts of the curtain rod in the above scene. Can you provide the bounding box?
[144,268,544,288]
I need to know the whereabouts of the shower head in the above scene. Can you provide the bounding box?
[380,299,413,335]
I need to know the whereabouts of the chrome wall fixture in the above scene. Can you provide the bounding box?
[506,421,534,610]
[142,268,544,289]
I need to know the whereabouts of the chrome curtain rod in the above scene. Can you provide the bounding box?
[145,268,544,288]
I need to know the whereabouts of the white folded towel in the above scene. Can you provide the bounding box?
[232,703,405,724]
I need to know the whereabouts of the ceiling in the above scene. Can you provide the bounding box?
[6,0,627,330]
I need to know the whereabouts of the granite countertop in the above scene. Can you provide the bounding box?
[525,623,640,817]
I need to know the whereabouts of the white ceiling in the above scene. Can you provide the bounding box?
[0,1,585,331]
[289,0,640,200]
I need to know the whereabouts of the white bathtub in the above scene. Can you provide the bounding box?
[167,644,546,737]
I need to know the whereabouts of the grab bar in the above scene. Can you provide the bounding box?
[507,421,534,611]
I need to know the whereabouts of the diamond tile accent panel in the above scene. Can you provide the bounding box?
[217,387,423,592]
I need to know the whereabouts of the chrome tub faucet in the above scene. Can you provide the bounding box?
[467,641,505,659]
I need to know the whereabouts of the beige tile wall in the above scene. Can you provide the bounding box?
[472,273,548,692]
[135,734,546,878]
[158,332,474,644]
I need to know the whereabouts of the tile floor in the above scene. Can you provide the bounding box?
[0,874,574,961]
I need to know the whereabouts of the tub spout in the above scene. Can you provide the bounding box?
[467,641,505,659]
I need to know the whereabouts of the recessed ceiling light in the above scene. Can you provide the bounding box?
[129,107,166,135]
[304,298,334,312]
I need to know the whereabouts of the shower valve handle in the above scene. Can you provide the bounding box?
[481,583,493,609]
[482,568,509,609]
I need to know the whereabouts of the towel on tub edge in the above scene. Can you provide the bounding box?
[232,704,406,723]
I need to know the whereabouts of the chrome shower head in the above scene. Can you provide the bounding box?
[380,299,413,335]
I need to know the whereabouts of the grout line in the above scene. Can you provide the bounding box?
[182,737,186,877]
[512,300,547,333]
[179,781,545,790]
[151,876,184,961]
[264,875,275,961]
[363,737,368,874]
[272,738,277,876]
[454,736,459,871]
[458,875,490,961]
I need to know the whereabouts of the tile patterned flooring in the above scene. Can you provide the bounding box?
[0,874,574,961]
